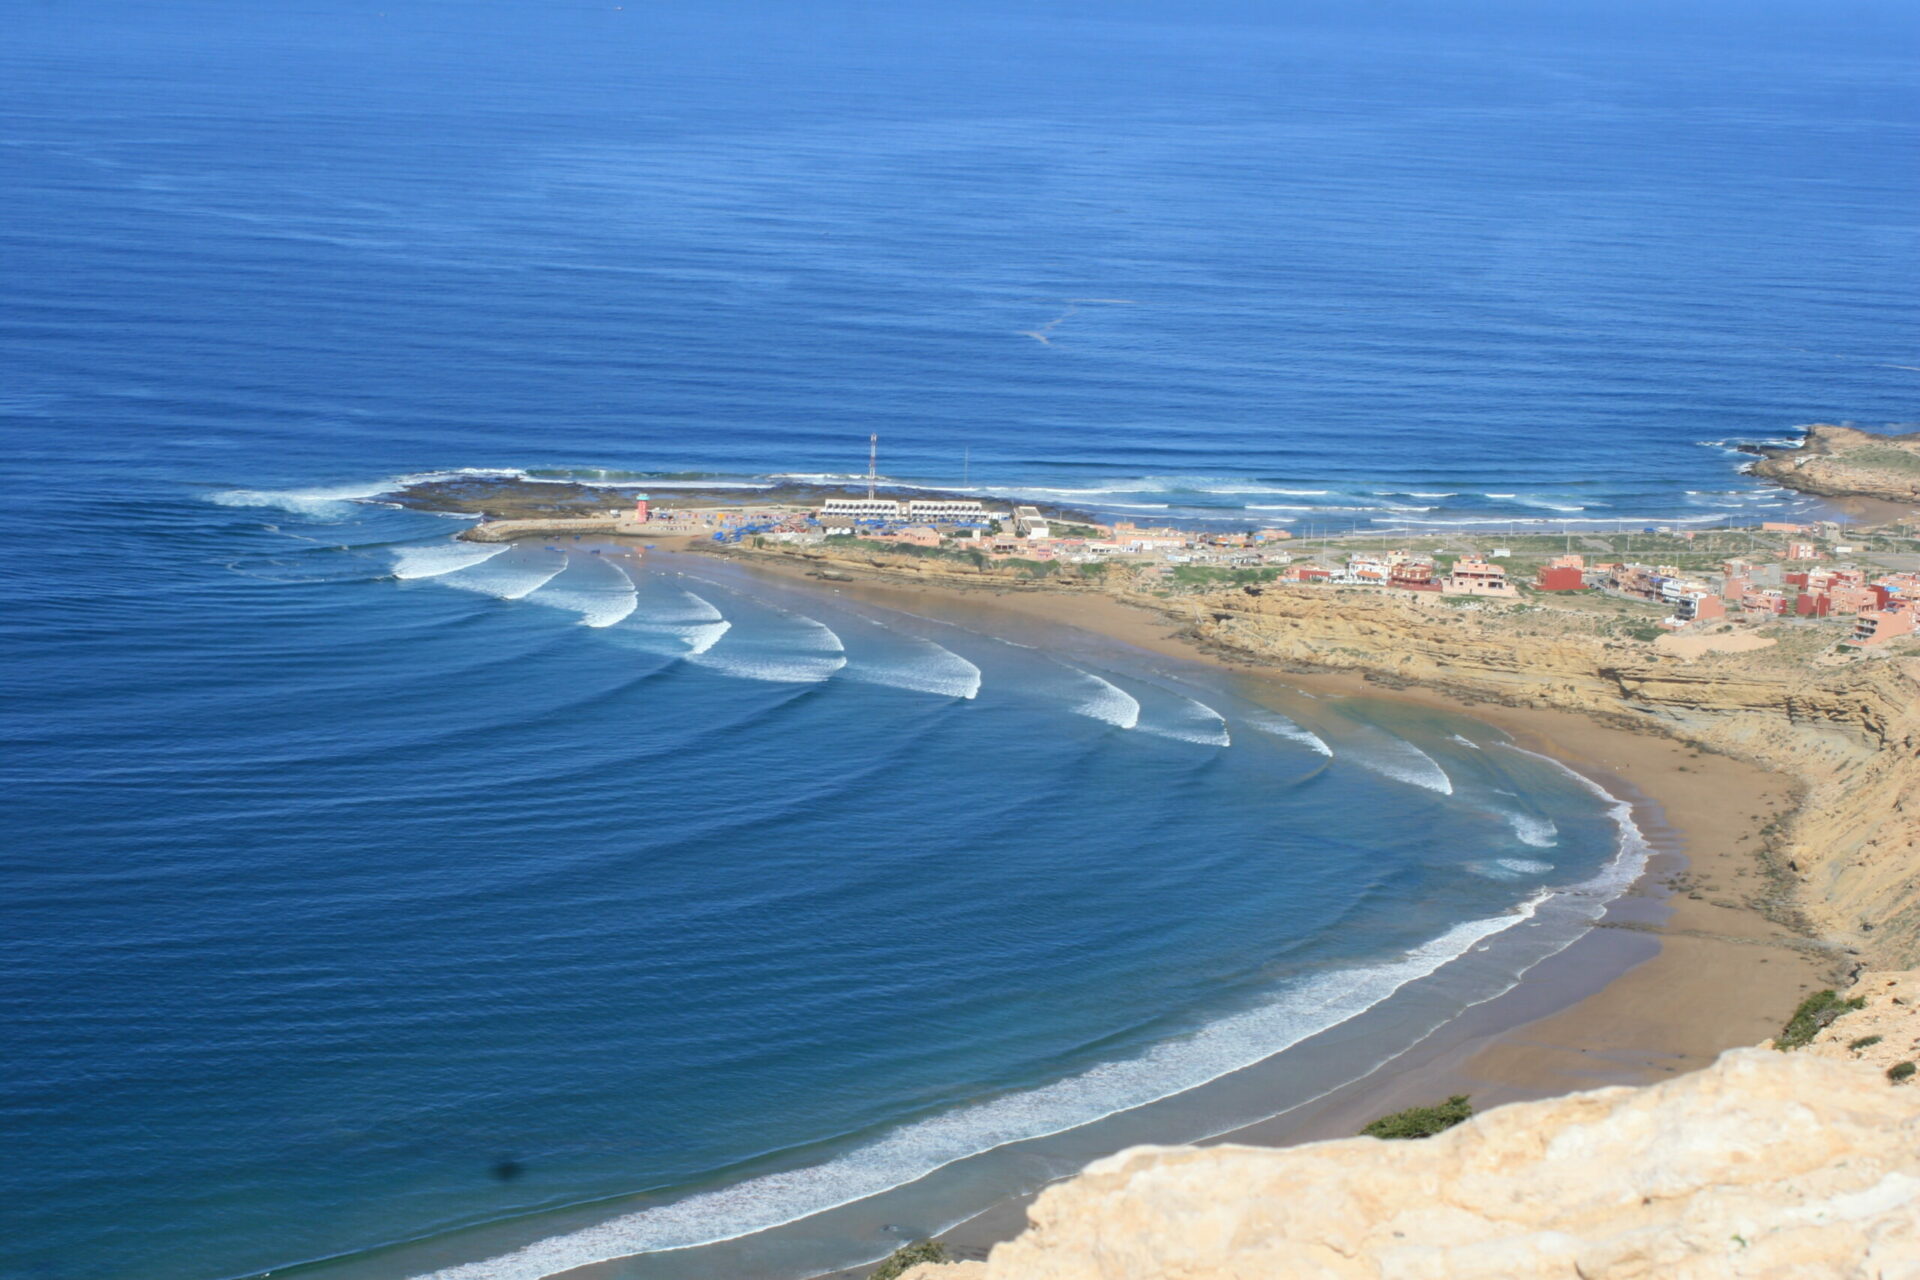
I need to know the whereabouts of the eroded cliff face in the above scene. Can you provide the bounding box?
[1803,970,1920,1075]
[1150,588,1920,966]
[900,1045,1920,1280]
[1748,423,1920,502]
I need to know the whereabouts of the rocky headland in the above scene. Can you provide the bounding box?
[381,472,1097,529]
[1748,423,1920,504]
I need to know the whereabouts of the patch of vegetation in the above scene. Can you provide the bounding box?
[1849,1034,1883,1051]
[1004,558,1060,578]
[1774,989,1867,1050]
[837,537,972,565]
[1888,1061,1916,1084]
[1844,446,1920,476]
[1169,565,1284,588]
[1360,1095,1473,1140]
[1620,621,1666,643]
[1077,561,1110,580]
[870,1240,949,1280]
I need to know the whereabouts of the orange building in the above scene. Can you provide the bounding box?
[1849,608,1916,647]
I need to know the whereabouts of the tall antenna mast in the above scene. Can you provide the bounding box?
[867,434,878,500]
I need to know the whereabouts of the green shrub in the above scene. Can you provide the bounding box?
[1774,990,1867,1050]
[1889,1061,1916,1084]
[1849,1034,1883,1051]
[870,1240,949,1280]
[1361,1095,1473,1140]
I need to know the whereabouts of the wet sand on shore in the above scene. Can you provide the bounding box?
[623,539,1837,1278]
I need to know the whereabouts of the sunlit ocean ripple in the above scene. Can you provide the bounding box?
[3,2,1915,1278]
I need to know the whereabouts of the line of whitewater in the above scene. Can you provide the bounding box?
[415,904,1548,1280]
[410,740,1655,1280]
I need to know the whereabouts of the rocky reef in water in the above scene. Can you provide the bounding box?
[1748,424,1920,503]
[381,472,1096,523]
[896,971,1920,1280]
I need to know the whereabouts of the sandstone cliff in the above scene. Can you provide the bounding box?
[1157,587,1920,967]
[898,1045,1920,1280]
[1803,970,1920,1076]
[1748,423,1920,503]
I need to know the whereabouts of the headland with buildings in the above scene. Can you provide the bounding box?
[382,426,1920,963]
[425,474,1920,654]
[377,432,1920,1280]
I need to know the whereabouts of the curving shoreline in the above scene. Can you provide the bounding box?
[630,544,1853,1280]
[360,501,1917,1280]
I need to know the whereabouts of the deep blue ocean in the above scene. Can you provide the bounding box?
[4,3,1916,1278]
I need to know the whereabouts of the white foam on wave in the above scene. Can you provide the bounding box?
[1245,504,1424,514]
[1346,734,1453,795]
[413,900,1549,1280]
[841,626,983,700]
[1496,743,1654,901]
[209,481,396,519]
[691,606,848,685]
[523,557,640,628]
[1137,694,1231,747]
[1243,710,1332,756]
[436,547,569,601]
[1449,733,1482,750]
[1505,812,1560,848]
[618,587,733,654]
[209,466,588,522]
[389,542,510,580]
[1465,857,1555,881]
[1398,513,1728,528]
[1056,664,1141,729]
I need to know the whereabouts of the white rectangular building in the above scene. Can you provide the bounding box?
[905,498,989,522]
[820,498,905,520]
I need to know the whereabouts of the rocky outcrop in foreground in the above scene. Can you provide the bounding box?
[901,1046,1920,1280]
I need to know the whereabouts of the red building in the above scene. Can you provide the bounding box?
[1389,560,1440,591]
[1536,565,1585,592]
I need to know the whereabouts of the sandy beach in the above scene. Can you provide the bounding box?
[638,541,1840,1279]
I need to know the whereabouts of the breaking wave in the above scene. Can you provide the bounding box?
[434,547,569,600]
[691,608,848,684]
[1057,664,1141,729]
[843,629,983,700]
[523,557,639,628]
[414,900,1551,1280]
[1346,734,1453,795]
[1505,812,1559,848]
[1136,693,1231,747]
[389,542,510,580]
[1243,710,1332,756]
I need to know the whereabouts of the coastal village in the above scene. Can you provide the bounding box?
[619,492,1920,654]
